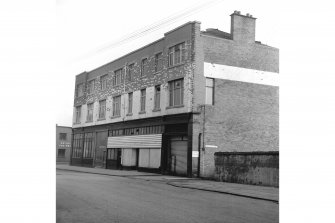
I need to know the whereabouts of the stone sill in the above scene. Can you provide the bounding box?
[166,105,184,109]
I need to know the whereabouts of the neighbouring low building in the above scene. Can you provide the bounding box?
[56,125,72,163]
[70,11,279,180]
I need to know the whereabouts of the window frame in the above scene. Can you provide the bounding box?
[57,149,66,158]
[168,42,186,67]
[140,89,146,112]
[75,105,81,123]
[113,68,124,86]
[168,78,184,107]
[76,83,84,97]
[141,58,148,77]
[154,52,163,72]
[86,103,94,122]
[59,133,67,141]
[205,78,215,105]
[87,79,95,95]
[154,85,161,110]
[128,92,133,114]
[112,95,121,117]
[98,99,106,120]
[127,63,135,82]
[100,74,108,91]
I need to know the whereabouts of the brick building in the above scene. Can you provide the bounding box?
[56,125,72,163]
[70,11,279,178]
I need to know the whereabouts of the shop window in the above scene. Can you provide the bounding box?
[83,133,94,158]
[72,134,84,158]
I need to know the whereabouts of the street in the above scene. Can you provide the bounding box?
[57,170,278,223]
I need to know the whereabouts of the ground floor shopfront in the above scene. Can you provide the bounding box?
[70,113,198,177]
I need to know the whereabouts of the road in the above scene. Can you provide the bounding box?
[57,170,278,223]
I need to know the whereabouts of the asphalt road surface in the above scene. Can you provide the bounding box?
[57,170,278,223]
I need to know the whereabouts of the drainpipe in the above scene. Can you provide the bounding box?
[202,104,206,177]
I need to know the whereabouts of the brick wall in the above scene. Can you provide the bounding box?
[214,151,279,187]
[73,22,199,129]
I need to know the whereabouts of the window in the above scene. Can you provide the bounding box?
[154,85,161,110]
[128,92,133,114]
[57,149,66,158]
[127,64,134,81]
[86,103,94,122]
[100,74,108,90]
[75,106,81,123]
[168,42,186,67]
[155,52,163,72]
[87,80,95,95]
[113,68,124,86]
[83,133,94,158]
[72,133,84,158]
[168,79,184,107]
[98,100,106,119]
[140,89,146,112]
[76,83,84,97]
[112,95,121,117]
[59,133,67,141]
[141,58,148,77]
[205,78,214,105]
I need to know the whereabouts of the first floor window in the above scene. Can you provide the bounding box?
[205,78,214,105]
[128,92,133,114]
[127,64,134,81]
[168,79,184,106]
[100,74,108,90]
[75,106,81,123]
[154,85,161,109]
[141,58,148,76]
[155,52,163,72]
[140,89,146,112]
[99,100,106,119]
[86,103,94,122]
[113,68,124,86]
[113,95,121,116]
[57,149,66,158]
[87,79,95,95]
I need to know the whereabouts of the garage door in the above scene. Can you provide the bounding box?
[170,136,188,175]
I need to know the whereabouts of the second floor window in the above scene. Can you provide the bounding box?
[154,85,161,110]
[112,96,121,117]
[98,100,106,119]
[128,92,133,114]
[168,42,186,67]
[155,52,163,72]
[75,106,81,123]
[76,83,84,97]
[100,74,108,90]
[140,89,146,112]
[168,79,184,107]
[127,64,134,81]
[87,80,95,95]
[141,58,148,77]
[86,103,94,122]
[113,68,124,86]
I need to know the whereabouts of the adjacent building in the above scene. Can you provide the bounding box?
[70,11,279,178]
[56,125,72,163]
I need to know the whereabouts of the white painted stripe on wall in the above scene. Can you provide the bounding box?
[107,134,162,148]
[204,63,279,86]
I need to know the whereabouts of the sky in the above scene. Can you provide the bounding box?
[56,0,280,126]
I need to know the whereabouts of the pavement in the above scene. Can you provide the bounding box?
[56,164,279,203]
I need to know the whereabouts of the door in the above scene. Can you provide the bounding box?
[169,136,188,175]
[95,131,108,168]
[106,148,122,169]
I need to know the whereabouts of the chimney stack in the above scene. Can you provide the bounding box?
[230,11,256,44]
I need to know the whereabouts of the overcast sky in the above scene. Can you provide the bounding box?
[56,0,280,126]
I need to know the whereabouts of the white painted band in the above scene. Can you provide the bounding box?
[204,62,279,86]
[205,145,218,148]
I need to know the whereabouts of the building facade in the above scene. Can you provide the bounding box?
[71,11,279,178]
[56,125,72,163]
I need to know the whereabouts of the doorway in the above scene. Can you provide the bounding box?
[106,148,122,169]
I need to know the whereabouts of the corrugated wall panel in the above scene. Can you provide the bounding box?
[107,134,162,148]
